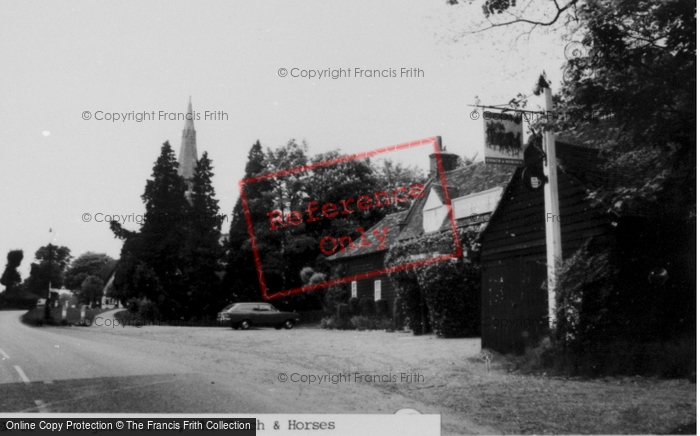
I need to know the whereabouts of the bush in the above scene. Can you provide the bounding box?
[417,258,480,338]
[350,316,395,331]
[336,303,350,320]
[0,293,39,310]
[136,298,161,321]
[309,272,326,284]
[350,315,373,331]
[359,298,375,316]
[299,267,315,284]
[349,297,360,315]
[375,299,388,317]
[126,297,140,313]
[323,283,347,314]
[320,316,353,330]
[393,297,406,330]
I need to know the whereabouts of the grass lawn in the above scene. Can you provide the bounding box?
[21,306,113,326]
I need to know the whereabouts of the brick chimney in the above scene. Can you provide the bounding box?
[429,137,459,178]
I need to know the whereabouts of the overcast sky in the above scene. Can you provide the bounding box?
[0,0,567,280]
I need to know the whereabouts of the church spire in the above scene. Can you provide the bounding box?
[177,96,198,183]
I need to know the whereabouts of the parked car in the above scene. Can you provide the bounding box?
[217,302,299,330]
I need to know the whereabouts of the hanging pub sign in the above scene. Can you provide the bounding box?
[482,110,525,166]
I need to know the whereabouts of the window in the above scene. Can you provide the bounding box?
[257,305,271,312]
[453,187,503,220]
[351,281,357,299]
[374,280,381,301]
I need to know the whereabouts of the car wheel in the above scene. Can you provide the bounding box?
[240,320,251,330]
[283,320,294,330]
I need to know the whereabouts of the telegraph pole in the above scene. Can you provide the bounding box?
[44,229,54,321]
[534,74,562,329]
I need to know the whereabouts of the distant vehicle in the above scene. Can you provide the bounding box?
[36,299,46,307]
[217,302,299,330]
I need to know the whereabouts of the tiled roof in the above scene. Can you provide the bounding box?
[328,211,408,260]
[330,124,622,261]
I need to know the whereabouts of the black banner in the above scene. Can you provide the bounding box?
[0,418,256,435]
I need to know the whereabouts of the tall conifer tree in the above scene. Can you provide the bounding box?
[183,152,225,317]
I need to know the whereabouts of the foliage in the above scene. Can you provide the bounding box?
[135,298,162,321]
[110,141,225,320]
[64,252,115,303]
[320,315,353,330]
[0,292,38,310]
[417,256,481,338]
[224,141,271,304]
[309,272,326,284]
[350,316,393,331]
[181,151,225,318]
[554,240,616,350]
[386,266,426,334]
[23,244,72,295]
[0,250,24,293]
[223,141,427,311]
[386,226,483,337]
[80,275,104,307]
[336,303,350,320]
[392,297,406,330]
[299,267,315,284]
[375,299,388,317]
[348,297,360,315]
[552,220,696,377]
[358,298,375,316]
[370,159,426,213]
[449,0,696,216]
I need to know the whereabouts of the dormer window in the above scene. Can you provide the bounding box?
[422,186,450,233]
[452,187,503,220]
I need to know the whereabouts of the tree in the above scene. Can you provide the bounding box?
[449,0,696,215]
[80,275,104,308]
[64,252,114,291]
[224,140,274,303]
[0,250,23,294]
[182,151,225,317]
[111,141,192,318]
[23,244,72,295]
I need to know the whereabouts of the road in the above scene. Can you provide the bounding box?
[0,310,265,413]
[0,310,498,434]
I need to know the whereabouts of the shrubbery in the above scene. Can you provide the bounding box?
[124,297,162,321]
[417,258,480,338]
[348,297,359,315]
[320,316,353,330]
[0,292,39,310]
[350,316,393,331]
[375,299,388,317]
[386,227,482,338]
[392,297,407,330]
[547,236,696,377]
[358,298,375,316]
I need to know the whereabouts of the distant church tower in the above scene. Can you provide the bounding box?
[178,97,198,202]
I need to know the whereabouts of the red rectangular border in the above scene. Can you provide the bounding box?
[239,136,461,300]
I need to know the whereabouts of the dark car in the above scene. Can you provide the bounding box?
[217,302,299,330]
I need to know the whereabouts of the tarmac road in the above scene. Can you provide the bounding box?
[0,310,498,434]
[0,310,265,413]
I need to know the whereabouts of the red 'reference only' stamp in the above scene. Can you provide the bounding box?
[239,136,461,300]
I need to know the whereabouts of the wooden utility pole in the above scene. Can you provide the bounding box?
[538,75,562,329]
[44,242,53,321]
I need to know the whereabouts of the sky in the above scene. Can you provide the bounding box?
[0,0,568,281]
